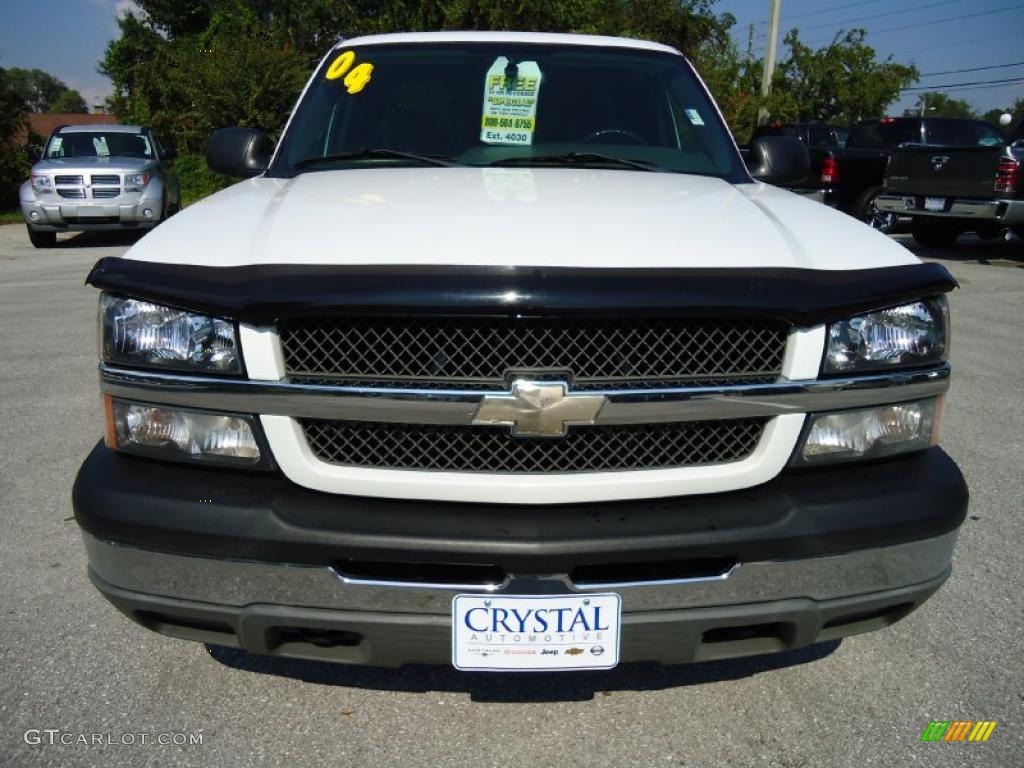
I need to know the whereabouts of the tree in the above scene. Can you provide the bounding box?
[906,92,976,119]
[100,0,737,155]
[0,67,31,208]
[3,67,87,113]
[983,97,1024,132]
[760,29,918,128]
[50,89,89,113]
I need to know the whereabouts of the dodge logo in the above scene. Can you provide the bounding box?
[472,380,606,437]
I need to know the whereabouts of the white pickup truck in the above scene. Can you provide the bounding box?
[74,32,966,672]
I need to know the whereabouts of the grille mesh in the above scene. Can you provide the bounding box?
[301,418,766,473]
[281,317,788,385]
[91,175,120,185]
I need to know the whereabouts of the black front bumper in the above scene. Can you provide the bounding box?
[74,443,967,573]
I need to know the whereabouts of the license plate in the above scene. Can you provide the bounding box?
[924,197,946,212]
[452,593,621,671]
[75,206,107,217]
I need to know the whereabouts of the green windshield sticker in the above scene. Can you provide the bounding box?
[685,108,705,126]
[481,57,543,146]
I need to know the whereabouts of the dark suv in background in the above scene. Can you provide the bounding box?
[837,117,1006,233]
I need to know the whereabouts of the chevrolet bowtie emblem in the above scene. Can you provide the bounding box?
[472,380,606,437]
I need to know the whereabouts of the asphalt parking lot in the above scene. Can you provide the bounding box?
[0,223,1021,767]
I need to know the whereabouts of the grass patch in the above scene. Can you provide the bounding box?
[0,210,23,225]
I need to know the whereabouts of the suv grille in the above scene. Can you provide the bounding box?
[301,418,766,473]
[281,317,788,386]
[91,174,120,185]
[54,175,83,185]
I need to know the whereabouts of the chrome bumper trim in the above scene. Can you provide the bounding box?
[876,195,1024,224]
[99,363,951,426]
[82,530,959,614]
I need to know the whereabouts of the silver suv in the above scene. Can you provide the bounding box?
[20,124,180,248]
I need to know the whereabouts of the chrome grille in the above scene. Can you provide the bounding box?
[57,189,85,198]
[281,318,788,386]
[91,174,120,185]
[92,188,120,198]
[301,418,766,473]
[54,175,82,185]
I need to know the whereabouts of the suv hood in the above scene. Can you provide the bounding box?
[34,156,154,173]
[126,167,917,270]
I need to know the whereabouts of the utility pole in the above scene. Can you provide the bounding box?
[758,0,782,125]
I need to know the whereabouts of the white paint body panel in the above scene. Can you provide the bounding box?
[120,31,921,504]
[126,169,917,271]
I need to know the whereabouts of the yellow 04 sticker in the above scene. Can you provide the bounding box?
[326,50,356,80]
[326,50,374,94]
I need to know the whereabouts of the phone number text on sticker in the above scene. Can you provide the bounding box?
[452,593,621,671]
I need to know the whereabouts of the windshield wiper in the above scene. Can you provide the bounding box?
[292,149,459,171]
[487,152,664,172]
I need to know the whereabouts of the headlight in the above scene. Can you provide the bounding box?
[824,297,948,373]
[100,294,241,373]
[792,398,939,466]
[105,398,263,466]
[124,172,149,189]
[31,174,52,192]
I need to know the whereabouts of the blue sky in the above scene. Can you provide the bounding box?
[0,0,1021,115]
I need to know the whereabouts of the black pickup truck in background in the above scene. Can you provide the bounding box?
[877,120,1022,247]
[836,117,1008,233]
[747,123,843,204]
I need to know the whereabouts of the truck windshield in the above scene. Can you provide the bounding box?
[272,42,744,179]
[46,132,153,159]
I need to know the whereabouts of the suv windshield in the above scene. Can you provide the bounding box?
[46,131,153,159]
[272,42,744,179]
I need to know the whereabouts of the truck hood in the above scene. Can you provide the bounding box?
[33,156,154,173]
[126,167,917,270]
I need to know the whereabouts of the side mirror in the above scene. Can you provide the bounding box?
[26,145,42,163]
[206,127,272,177]
[747,135,810,185]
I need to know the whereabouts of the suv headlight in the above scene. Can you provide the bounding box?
[824,297,948,374]
[100,293,241,373]
[31,174,52,192]
[124,172,149,189]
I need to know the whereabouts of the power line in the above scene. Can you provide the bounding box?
[760,0,883,27]
[797,0,964,33]
[920,61,1024,77]
[859,3,1024,35]
[911,80,1024,93]
[903,76,1024,91]
[901,29,1022,54]
[802,4,1024,45]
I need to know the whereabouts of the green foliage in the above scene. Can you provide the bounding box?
[100,2,923,156]
[759,29,918,132]
[0,67,30,208]
[3,67,88,113]
[101,0,735,155]
[0,146,29,209]
[172,153,234,206]
[906,92,976,119]
[982,97,1024,133]
[50,89,89,113]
